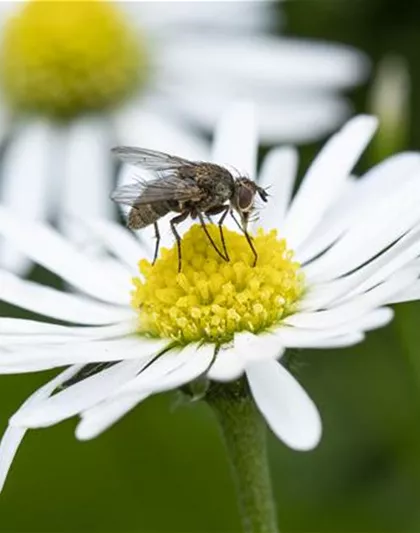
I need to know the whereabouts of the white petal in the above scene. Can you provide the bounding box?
[0,337,165,373]
[114,343,213,395]
[0,318,76,335]
[11,360,147,428]
[0,319,135,344]
[75,391,149,441]
[0,207,129,305]
[296,332,364,348]
[293,176,357,264]
[159,84,352,144]
[143,343,214,394]
[297,153,420,263]
[255,147,298,231]
[246,359,322,451]
[76,218,145,271]
[113,103,208,160]
[350,152,420,200]
[63,218,137,285]
[211,101,257,180]
[0,269,132,325]
[301,223,420,311]
[0,365,80,492]
[274,307,393,346]
[388,282,420,304]
[132,2,274,35]
[303,168,420,283]
[0,120,60,274]
[285,269,418,329]
[58,117,114,245]
[233,331,284,364]
[358,307,395,331]
[207,344,245,382]
[282,116,378,249]
[0,427,25,491]
[253,95,350,144]
[159,36,368,91]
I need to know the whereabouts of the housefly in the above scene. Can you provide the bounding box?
[110,147,268,271]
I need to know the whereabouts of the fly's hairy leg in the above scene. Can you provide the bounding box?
[230,210,244,234]
[196,210,229,262]
[170,211,190,272]
[205,204,231,262]
[152,222,161,265]
[243,228,258,266]
[230,211,258,267]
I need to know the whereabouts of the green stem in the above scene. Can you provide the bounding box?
[206,380,279,533]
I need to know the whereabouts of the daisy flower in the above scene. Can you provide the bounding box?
[1,103,418,495]
[0,0,368,273]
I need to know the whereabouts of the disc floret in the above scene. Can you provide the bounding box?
[131,225,304,344]
[0,0,147,118]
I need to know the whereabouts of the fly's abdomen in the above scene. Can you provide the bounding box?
[128,202,172,229]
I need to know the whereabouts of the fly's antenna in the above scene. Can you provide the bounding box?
[261,183,273,195]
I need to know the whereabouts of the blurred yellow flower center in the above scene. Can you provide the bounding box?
[131,225,304,344]
[0,0,147,118]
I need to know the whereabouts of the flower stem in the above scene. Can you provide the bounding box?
[206,380,279,533]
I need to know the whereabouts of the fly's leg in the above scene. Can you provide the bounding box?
[217,205,231,261]
[196,210,229,262]
[230,210,244,234]
[205,205,230,261]
[243,228,258,266]
[152,222,160,265]
[170,212,189,272]
[230,211,258,267]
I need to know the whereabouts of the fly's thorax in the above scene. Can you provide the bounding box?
[194,164,235,202]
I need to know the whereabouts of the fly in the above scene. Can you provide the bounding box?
[110,147,268,271]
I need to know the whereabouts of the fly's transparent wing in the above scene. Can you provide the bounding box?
[110,182,143,207]
[110,176,202,207]
[111,146,197,171]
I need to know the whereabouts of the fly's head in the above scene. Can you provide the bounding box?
[231,177,268,229]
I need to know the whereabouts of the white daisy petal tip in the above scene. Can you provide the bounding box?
[246,359,322,452]
[75,392,149,441]
[346,113,378,133]
[75,424,93,442]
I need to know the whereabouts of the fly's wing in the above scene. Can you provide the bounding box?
[110,176,203,207]
[111,146,198,172]
[109,182,144,207]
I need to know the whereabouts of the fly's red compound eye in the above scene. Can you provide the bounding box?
[238,184,255,211]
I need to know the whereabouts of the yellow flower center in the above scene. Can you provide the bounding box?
[0,0,147,118]
[131,225,304,345]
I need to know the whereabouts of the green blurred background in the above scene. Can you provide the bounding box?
[2,1,420,531]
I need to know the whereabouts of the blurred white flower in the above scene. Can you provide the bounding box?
[0,104,420,492]
[369,55,410,159]
[0,0,368,274]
